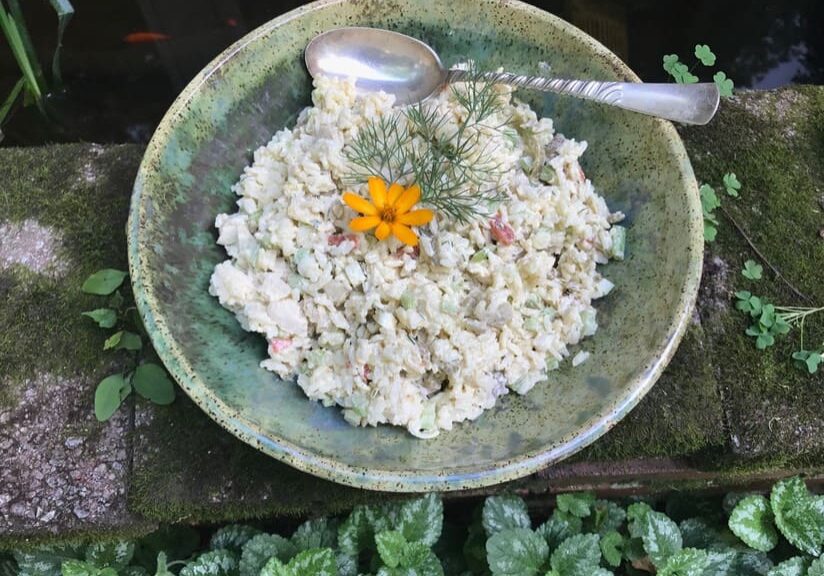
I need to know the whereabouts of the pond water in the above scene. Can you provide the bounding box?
[0,0,821,145]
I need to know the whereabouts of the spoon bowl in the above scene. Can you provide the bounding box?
[305,27,446,106]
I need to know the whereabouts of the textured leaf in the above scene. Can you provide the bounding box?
[809,556,824,576]
[94,374,129,421]
[632,508,683,567]
[771,477,824,556]
[282,549,336,576]
[239,534,296,576]
[81,269,127,295]
[375,531,406,569]
[397,493,443,546]
[695,44,717,66]
[729,495,778,552]
[663,54,681,74]
[463,516,489,574]
[556,493,595,519]
[599,531,623,567]
[338,507,371,557]
[210,526,261,553]
[291,518,338,552]
[132,363,176,405]
[335,552,357,576]
[766,557,810,576]
[120,567,147,576]
[81,309,117,328]
[658,548,708,576]
[589,500,626,535]
[61,561,96,576]
[714,72,735,97]
[15,546,82,576]
[180,550,239,576]
[626,503,654,537]
[399,541,443,575]
[483,495,531,535]
[550,533,601,576]
[723,173,742,197]
[742,260,763,281]
[486,528,548,576]
[536,514,579,551]
[85,541,135,569]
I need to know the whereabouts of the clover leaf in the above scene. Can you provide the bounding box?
[663,54,681,74]
[742,260,763,280]
[714,71,735,97]
[694,44,717,66]
[792,350,823,374]
[723,172,742,197]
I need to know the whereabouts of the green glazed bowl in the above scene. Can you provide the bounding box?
[128,0,703,492]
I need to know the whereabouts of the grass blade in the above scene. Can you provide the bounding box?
[5,0,46,90]
[0,2,44,108]
[0,76,25,126]
[48,0,74,87]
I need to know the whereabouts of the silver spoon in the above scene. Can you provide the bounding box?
[305,27,720,125]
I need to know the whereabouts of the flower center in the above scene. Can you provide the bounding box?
[380,205,397,222]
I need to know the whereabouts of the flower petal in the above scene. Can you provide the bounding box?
[375,221,391,240]
[368,177,387,210]
[397,209,434,227]
[391,223,419,246]
[387,182,404,205]
[394,184,421,215]
[349,216,381,232]
[342,192,377,216]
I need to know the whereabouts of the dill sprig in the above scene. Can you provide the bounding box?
[343,69,509,223]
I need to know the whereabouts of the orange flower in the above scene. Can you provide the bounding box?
[342,177,434,246]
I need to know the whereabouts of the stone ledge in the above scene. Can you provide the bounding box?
[1,86,822,542]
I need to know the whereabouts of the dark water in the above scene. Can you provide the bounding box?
[1,0,821,146]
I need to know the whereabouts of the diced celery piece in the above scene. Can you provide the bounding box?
[524,317,539,332]
[470,249,488,263]
[400,291,415,310]
[610,225,626,260]
[539,164,558,185]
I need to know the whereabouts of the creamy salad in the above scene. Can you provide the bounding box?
[209,75,625,438]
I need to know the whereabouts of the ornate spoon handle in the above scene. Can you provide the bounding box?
[446,69,720,125]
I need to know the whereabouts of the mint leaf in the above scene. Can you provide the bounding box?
[658,548,708,576]
[714,72,735,97]
[483,495,531,535]
[397,493,443,546]
[771,476,824,556]
[729,495,778,552]
[94,374,130,421]
[486,528,548,576]
[556,493,595,519]
[723,172,742,197]
[82,269,128,295]
[549,533,601,576]
[180,551,238,576]
[239,534,296,576]
[767,557,810,576]
[132,363,175,405]
[629,506,682,567]
[85,541,134,569]
[291,518,338,552]
[210,526,261,553]
[81,309,117,329]
[695,44,717,66]
[537,514,579,550]
[742,260,763,281]
[600,531,623,567]
[375,531,406,569]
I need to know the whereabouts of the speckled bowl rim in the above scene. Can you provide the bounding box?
[128,0,704,492]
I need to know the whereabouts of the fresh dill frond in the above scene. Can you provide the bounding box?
[343,67,509,223]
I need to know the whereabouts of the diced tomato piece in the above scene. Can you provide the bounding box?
[490,214,515,245]
[268,338,292,354]
[328,233,359,247]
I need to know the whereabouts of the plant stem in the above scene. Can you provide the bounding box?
[720,205,811,302]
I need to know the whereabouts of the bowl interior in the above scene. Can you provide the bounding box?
[129,0,702,491]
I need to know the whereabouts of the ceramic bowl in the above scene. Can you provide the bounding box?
[128,0,703,492]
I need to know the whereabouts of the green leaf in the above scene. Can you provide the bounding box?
[463,515,489,574]
[397,541,444,575]
[536,514,579,551]
[735,291,752,301]
[132,363,176,405]
[48,0,74,87]
[728,495,779,552]
[397,493,443,546]
[61,561,98,576]
[742,260,763,281]
[599,531,623,567]
[695,44,717,66]
[704,221,718,242]
[81,308,118,329]
[335,552,357,576]
[239,534,296,576]
[793,350,823,374]
[589,500,626,535]
[375,531,406,569]
[556,493,595,519]
[134,526,200,570]
[260,549,337,576]
[483,495,531,535]
[658,548,708,576]
[180,551,238,576]
[630,508,682,567]
[714,72,735,97]
[94,374,130,421]
[118,331,143,351]
[85,541,134,569]
[809,556,824,576]
[756,332,775,350]
[0,77,25,126]
[210,526,261,553]
[81,269,128,295]
[549,533,601,576]
[771,476,824,556]
[767,557,810,576]
[486,528,548,576]
[15,546,82,576]
[120,568,147,576]
[622,537,646,562]
[723,173,742,197]
[700,184,721,212]
[337,507,372,557]
[663,54,681,74]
